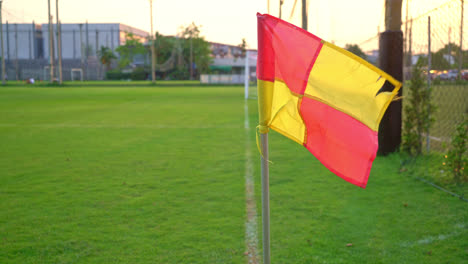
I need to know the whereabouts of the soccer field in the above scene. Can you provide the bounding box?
[0,82,466,263]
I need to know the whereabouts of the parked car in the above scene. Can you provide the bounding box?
[447,70,458,80]
[462,70,468,81]
[438,70,459,81]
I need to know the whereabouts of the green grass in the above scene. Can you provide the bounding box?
[0,84,246,263]
[264,136,467,263]
[1,81,467,263]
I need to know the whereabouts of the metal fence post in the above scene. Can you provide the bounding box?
[14,23,18,81]
[458,0,464,79]
[426,16,431,152]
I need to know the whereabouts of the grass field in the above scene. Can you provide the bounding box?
[1,81,467,263]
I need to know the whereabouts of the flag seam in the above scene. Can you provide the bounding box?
[322,41,403,126]
[302,93,379,132]
[300,42,324,95]
[297,96,308,146]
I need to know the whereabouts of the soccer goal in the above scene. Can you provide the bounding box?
[71,68,84,82]
[43,66,51,81]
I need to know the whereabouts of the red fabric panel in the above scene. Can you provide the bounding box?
[257,13,277,82]
[257,13,322,94]
[300,97,378,188]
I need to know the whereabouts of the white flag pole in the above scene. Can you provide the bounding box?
[244,50,250,99]
[260,132,271,264]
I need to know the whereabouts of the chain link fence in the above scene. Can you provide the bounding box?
[360,0,467,195]
[403,0,467,197]
[403,0,467,153]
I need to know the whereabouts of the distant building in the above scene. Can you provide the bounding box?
[1,22,149,61]
[41,23,148,60]
[209,41,257,73]
[0,21,260,81]
[0,22,150,80]
[1,23,41,60]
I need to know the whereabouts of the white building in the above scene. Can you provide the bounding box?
[1,23,40,60]
[41,23,149,60]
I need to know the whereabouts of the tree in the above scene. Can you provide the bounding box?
[115,33,147,68]
[344,44,367,60]
[416,43,468,70]
[179,22,212,79]
[430,52,451,70]
[238,38,247,58]
[401,61,435,156]
[98,46,117,70]
[154,32,176,64]
[443,120,467,184]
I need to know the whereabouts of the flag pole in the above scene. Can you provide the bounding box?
[260,132,271,264]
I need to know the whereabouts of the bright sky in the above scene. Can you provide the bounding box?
[3,0,391,49]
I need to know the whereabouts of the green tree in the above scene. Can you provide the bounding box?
[179,22,212,79]
[431,52,451,70]
[416,43,468,70]
[98,46,117,71]
[154,32,176,64]
[401,61,435,156]
[238,38,247,58]
[443,120,467,184]
[115,33,147,68]
[345,44,367,60]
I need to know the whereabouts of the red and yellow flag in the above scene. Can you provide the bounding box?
[257,13,401,188]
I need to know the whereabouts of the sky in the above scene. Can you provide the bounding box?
[2,0,448,50]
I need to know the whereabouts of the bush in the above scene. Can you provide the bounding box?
[166,69,190,80]
[106,68,147,80]
[130,67,147,80]
[106,70,130,80]
[401,62,436,156]
[442,120,467,184]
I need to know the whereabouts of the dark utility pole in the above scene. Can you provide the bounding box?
[378,0,403,155]
[279,0,284,19]
[48,0,55,82]
[459,0,464,80]
[56,0,62,84]
[0,0,5,85]
[149,0,156,83]
[189,36,193,80]
[301,0,307,30]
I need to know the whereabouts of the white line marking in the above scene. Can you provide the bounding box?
[0,123,242,129]
[244,101,260,264]
[399,223,466,247]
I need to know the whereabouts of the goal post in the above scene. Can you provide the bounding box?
[244,50,258,100]
[244,50,250,99]
[71,68,83,82]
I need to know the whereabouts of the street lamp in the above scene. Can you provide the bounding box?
[56,0,62,84]
[149,0,156,84]
[47,0,55,82]
[0,0,5,85]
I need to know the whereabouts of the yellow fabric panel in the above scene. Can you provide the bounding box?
[304,42,399,132]
[257,79,305,144]
[257,79,273,132]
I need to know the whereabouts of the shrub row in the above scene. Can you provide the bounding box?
[106,68,147,80]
